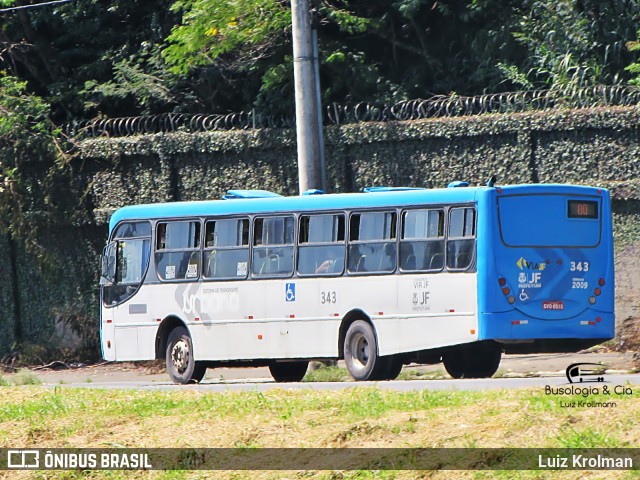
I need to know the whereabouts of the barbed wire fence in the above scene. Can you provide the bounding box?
[63,85,640,139]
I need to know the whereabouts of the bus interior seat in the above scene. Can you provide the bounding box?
[184,251,200,278]
[404,254,416,270]
[261,253,280,275]
[456,253,471,269]
[254,250,267,275]
[355,254,367,272]
[206,251,216,277]
[400,243,416,270]
[429,252,444,270]
[379,243,396,271]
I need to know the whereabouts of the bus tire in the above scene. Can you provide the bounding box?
[467,342,501,378]
[269,361,309,382]
[375,355,403,381]
[443,342,501,379]
[166,326,207,384]
[344,320,384,381]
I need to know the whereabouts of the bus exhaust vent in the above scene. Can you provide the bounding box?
[222,190,283,200]
[363,186,427,193]
[447,181,470,188]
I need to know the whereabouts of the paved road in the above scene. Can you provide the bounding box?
[32,351,637,391]
[43,374,640,392]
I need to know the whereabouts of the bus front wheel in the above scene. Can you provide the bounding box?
[166,326,207,384]
[344,320,386,381]
[269,361,309,382]
[443,342,501,379]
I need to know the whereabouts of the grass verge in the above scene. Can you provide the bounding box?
[0,383,638,479]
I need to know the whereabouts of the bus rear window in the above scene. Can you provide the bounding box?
[498,195,601,247]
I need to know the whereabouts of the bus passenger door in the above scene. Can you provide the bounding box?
[100,242,118,361]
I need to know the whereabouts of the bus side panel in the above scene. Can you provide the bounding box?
[475,189,509,341]
[376,273,479,356]
[191,279,342,361]
[111,286,163,361]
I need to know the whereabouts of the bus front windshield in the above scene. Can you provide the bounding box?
[102,222,151,306]
[498,195,601,248]
[116,239,150,284]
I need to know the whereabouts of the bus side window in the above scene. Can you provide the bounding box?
[347,211,397,274]
[400,209,444,272]
[252,216,295,277]
[203,218,250,279]
[155,221,201,281]
[447,207,476,270]
[297,214,345,276]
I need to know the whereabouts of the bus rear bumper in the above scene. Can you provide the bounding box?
[479,311,614,353]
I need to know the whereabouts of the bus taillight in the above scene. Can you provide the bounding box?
[498,278,513,303]
[598,278,605,287]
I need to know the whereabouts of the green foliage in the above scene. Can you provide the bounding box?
[505,0,640,90]
[83,47,183,115]
[0,74,50,138]
[0,74,58,238]
[2,0,640,119]
[0,369,42,387]
[160,0,524,114]
[12,369,42,386]
[625,30,640,85]
[164,0,291,74]
[303,365,351,382]
[0,0,181,118]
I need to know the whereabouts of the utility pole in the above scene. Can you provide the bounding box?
[291,0,325,194]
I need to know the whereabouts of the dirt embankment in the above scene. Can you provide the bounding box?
[615,241,640,358]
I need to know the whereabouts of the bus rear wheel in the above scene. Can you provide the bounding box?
[166,326,207,384]
[443,341,501,379]
[269,361,309,382]
[344,320,387,381]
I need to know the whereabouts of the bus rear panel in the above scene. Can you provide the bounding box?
[478,185,614,353]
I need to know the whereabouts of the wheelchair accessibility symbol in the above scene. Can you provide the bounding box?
[519,289,529,302]
[286,283,296,302]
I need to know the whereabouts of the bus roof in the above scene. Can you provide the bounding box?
[108,183,606,232]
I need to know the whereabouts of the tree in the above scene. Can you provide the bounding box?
[0,0,184,119]
[500,0,640,91]
[162,0,522,116]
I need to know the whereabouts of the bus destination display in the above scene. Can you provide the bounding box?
[568,200,598,219]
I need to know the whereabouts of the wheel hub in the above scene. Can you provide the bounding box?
[171,340,190,373]
[350,334,370,369]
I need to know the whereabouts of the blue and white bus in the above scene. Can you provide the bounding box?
[99,182,614,384]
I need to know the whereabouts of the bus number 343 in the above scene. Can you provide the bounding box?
[570,261,589,272]
[321,291,337,304]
